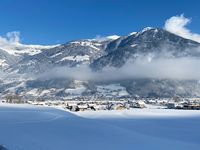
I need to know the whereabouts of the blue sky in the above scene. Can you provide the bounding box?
[0,0,199,44]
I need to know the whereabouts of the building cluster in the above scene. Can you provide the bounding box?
[145,97,200,110]
[166,100,200,110]
[1,95,200,111]
[27,100,146,111]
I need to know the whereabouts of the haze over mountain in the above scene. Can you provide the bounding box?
[1,15,200,99]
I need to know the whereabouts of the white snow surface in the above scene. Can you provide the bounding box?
[75,108,200,119]
[70,41,100,50]
[90,35,120,42]
[0,104,200,150]
[106,35,120,40]
[0,43,59,56]
[129,32,137,36]
[0,59,8,67]
[60,55,90,62]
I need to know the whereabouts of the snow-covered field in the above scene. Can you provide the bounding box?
[0,104,200,150]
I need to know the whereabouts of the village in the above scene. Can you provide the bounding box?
[0,94,200,111]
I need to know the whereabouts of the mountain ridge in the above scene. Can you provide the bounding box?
[1,27,200,99]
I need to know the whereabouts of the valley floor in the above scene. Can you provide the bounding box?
[0,104,200,150]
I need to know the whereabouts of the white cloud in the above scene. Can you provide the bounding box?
[164,14,200,43]
[6,31,21,43]
[37,55,200,81]
[0,31,22,53]
[0,31,21,45]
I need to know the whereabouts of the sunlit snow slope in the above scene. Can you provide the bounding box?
[0,104,200,150]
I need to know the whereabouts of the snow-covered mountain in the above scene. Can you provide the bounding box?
[1,27,200,99]
[0,42,59,72]
[0,49,17,69]
[91,27,200,70]
[0,42,59,56]
[7,37,117,75]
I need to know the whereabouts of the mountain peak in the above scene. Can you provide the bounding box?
[141,27,155,32]
[129,32,137,36]
[91,35,120,42]
[106,35,120,40]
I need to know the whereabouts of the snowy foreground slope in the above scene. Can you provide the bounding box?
[0,104,200,150]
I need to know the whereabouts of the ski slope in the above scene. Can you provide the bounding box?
[0,104,200,150]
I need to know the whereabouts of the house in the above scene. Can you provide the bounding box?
[94,104,108,110]
[133,101,146,108]
[109,103,126,110]
[0,99,6,103]
[77,104,88,111]
[167,102,176,109]
[183,103,200,110]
